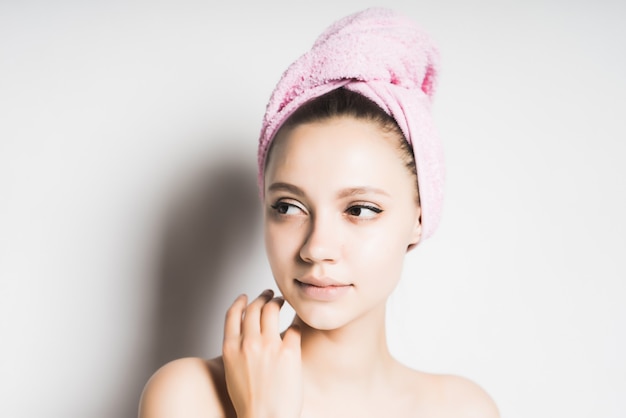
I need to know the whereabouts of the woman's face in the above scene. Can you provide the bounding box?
[263,116,421,330]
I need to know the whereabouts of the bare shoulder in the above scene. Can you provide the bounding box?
[138,356,235,418]
[398,368,499,418]
[434,374,500,418]
[415,372,500,418]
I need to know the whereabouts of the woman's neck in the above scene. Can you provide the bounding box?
[293,304,398,395]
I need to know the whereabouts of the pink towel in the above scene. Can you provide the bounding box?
[258,7,444,241]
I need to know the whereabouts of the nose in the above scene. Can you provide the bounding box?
[299,212,341,264]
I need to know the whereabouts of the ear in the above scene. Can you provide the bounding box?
[406,206,422,253]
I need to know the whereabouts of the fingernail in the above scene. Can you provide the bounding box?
[262,289,273,296]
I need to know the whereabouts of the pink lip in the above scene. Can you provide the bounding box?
[295,277,352,301]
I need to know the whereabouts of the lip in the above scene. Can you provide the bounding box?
[295,277,352,301]
[298,276,350,287]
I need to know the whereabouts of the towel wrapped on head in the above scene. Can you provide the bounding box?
[258,7,444,241]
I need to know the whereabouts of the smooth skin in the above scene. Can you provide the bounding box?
[139,117,500,418]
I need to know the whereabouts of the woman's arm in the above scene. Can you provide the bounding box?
[139,290,302,418]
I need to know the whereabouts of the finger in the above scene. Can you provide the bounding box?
[241,289,274,336]
[281,325,302,353]
[224,294,247,342]
[260,297,285,337]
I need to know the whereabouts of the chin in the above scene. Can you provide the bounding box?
[299,315,342,331]
[290,300,356,331]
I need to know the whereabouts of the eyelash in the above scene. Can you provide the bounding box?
[346,204,383,218]
[270,200,383,219]
[270,201,304,215]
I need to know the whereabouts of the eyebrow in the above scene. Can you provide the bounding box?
[267,182,306,196]
[336,187,390,199]
[267,182,390,199]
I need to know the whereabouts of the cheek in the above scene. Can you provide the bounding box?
[348,221,410,278]
[264,220,301,274]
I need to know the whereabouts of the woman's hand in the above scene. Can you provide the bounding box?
[222,290,302,418]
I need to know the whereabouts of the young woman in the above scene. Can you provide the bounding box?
[139,8,499,418]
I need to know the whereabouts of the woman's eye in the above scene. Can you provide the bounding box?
[347,205,382,219]
[271,201,303,215]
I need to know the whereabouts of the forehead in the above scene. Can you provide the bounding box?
[264,117,413,196]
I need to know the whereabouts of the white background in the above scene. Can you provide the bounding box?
[1,1,624,417]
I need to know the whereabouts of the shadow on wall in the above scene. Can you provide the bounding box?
[120,150,261,417]
[150,153,260,365]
